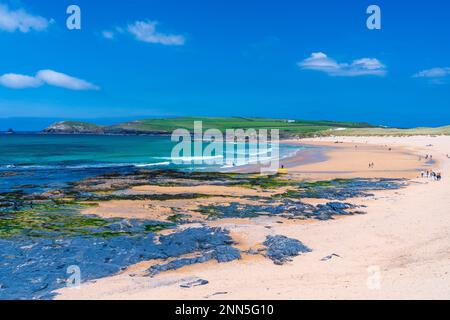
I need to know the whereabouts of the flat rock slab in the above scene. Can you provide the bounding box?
[0,227,240,300]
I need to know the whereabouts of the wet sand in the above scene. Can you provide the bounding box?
[56,136,450,300]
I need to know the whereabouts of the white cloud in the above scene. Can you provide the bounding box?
[101,20,185,45]
[413,67,450,78]
[0,4,51,33]
[0,70,99,90]
[127,20,185,45]
[0,73,43,89]
[101,30,115,39]
[36,70,99,90]
[298,52,386,77]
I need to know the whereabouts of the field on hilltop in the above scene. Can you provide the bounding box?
[42,117,450,137]
[44,117,374,137]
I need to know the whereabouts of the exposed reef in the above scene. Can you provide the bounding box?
[148,228,241,276]
[0,169,408,299]
[0,227,239,300]
[263,235,311,265]
[285,178,406,200]
[198,200,362,221]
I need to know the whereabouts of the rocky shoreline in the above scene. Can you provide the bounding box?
[0,168,407,299]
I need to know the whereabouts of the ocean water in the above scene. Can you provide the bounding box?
[0,134,305,193]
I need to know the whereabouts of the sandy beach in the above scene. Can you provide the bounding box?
[55,136,450,300]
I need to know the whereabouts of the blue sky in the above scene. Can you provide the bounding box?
[0,0,449,129]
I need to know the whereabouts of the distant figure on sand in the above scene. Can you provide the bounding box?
[278,165,287,175]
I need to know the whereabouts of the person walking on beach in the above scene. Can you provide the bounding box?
[437,172,442,181]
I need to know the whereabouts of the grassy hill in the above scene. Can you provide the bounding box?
[319,125,450,137]
[106,117,373,136]
[42,117,450,137]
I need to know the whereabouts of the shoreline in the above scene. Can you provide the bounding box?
[54,135,450,300]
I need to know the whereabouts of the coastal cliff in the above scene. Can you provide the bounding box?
[43,121,105,134]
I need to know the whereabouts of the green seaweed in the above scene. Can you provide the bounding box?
[238,175,296,189]
[298,179,350,188]
[144,223,174,232]
[167,214,189,222]
[0,202,116,238]
[196,205,220,219]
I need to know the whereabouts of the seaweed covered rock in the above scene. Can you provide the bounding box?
[198,200,359,221]
[263,235,311,265]
[295,178,406,200]
[0,226,239,299]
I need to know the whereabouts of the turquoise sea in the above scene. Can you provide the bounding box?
[0,134,304,193]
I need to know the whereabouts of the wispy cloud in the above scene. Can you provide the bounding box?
[298,52,387,77]
[128,21,185,45]
[0,4,51,33]
[413,67,450,78]
[0,70,99,90]
[102,20,185,46]
[101,30,115,40]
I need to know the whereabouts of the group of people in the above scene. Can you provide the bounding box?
[420,154,434,161]
[421,170,442,181]
[368,162,375,168]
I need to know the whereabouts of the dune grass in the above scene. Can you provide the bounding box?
[319,126,450,137]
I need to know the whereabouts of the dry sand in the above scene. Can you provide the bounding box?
[56,136,450,300]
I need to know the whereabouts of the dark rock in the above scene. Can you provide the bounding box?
[148,228,241,276]
[263,235,311,265]
[180,278,209,288]
[214,245,241,263]
[200,199,359,221]
[0,227,239,299]
[296,178,406,200]
[321,253,342,261]
[149,253,215,276]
